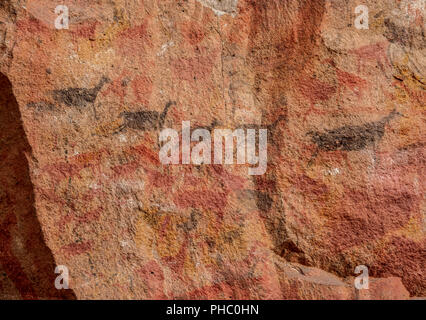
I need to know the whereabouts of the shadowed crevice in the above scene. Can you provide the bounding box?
[247,0,327,251]
[0,72,76,299]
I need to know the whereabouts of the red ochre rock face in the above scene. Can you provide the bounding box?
[0,73,76,299]
[0,0,424,299]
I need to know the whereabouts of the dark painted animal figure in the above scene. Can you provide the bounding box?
[52,77,110,107]
[118,101,176,132]
[308,109,402,152]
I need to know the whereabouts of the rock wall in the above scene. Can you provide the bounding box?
[0,0,424,299]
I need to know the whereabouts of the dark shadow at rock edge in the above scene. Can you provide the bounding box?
[0,73,76,299]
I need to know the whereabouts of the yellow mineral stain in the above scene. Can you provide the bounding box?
[156,215,183,258]
[134,218,155,260]
[94,118,125,136]
[391,52,425,114]
[182,249,198,279]
[76,8,130,62]
[390,214,424,241]
[134,207,185,258]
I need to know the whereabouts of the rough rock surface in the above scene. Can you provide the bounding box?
[0,0,424,299]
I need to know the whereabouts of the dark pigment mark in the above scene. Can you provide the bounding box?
[192,119,221,132]
[178,210,199,232]
[383,19,425,49]
[26,101,56,111]
[224,229,243,244]
[52,76,109,107]
[255,191,273,213]
[307,110,402,152]
[279,240,310,266]
[118,101,176,132]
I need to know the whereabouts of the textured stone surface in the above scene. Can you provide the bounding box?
[0,0,424,299]
[355,277,410,300]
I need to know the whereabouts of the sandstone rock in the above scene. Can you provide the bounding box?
[275,258,410,300]
[355,277,410,300]
[0,0,424,299]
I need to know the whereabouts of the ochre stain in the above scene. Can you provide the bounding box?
[61,241,93,257]
[337,69,368,95]
[132,74,154,105]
